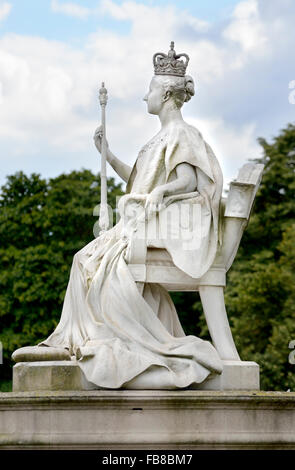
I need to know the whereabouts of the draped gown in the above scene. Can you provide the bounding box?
[40,120,224,389]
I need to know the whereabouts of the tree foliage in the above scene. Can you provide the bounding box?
[0,124,295,391]
[225,123,295,390]
[0,169,123,384]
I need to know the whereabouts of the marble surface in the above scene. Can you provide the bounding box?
[12,360,259,392]
[1,390,294,449]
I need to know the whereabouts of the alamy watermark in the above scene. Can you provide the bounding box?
[93,196,203,251]
[288,80,295,104]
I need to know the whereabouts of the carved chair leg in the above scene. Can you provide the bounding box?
[199,285,240,361]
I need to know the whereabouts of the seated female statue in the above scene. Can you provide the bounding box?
[39,43,224,389]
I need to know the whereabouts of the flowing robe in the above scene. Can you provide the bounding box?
[40,120,224,389]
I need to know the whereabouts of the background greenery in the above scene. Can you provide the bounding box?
[1,123,294,391]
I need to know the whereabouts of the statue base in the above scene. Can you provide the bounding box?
[0,390,294,449]
[12,360,259,392]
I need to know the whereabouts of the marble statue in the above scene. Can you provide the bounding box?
[12,42,264,391]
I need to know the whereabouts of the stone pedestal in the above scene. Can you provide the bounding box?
[196,360,259,391]
[13,361,97,392]
[13,360,259,392]
[0,390,295,449]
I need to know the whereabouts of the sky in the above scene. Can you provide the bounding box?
[0,0,294,189]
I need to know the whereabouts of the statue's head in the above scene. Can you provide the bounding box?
[143,41,195,115]
[144,75,195,115]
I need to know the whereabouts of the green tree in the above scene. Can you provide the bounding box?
[0,169,123,388]
[225,124,295,390]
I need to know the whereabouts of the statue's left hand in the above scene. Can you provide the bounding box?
[145,187,165,219]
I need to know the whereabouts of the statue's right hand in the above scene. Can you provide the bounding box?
[93,125,108,153]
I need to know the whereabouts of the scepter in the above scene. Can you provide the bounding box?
[98,82,110,233]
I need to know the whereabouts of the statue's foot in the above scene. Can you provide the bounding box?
[11,345,71,363]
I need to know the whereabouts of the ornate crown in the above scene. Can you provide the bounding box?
[153,41,189,77]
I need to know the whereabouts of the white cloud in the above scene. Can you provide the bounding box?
[100,0,209,32]
[0,0,294,189]
[0,34,97,147]
[0,2,11,22]
[51,0,90,19]
[223,0,267,54]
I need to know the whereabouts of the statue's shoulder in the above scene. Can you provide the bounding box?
[167,120,204,146]
[185,121,204,140]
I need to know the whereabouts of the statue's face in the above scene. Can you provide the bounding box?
[143,77,165,115]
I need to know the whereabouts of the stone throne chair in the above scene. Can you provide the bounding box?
[126,162,264,390]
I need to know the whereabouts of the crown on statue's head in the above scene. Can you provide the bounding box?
[153,41,189,77]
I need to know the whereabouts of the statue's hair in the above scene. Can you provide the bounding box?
[154,74,195,108]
